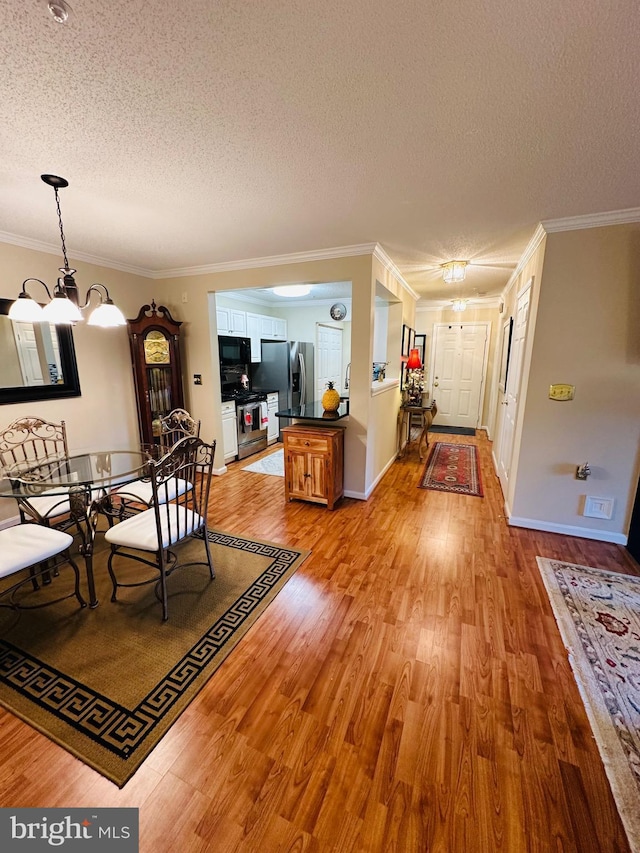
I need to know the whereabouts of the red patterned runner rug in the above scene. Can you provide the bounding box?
[418,441,483,496]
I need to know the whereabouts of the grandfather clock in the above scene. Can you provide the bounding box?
[127,301,184,453]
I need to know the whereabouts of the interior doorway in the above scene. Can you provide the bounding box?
[430,322,489,429]
[315,324,343,398]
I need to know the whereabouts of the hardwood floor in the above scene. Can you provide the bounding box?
[0,431,637,851]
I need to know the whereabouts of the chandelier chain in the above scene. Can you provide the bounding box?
[53,187,70,269]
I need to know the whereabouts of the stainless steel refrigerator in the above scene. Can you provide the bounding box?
[252,341,314,439]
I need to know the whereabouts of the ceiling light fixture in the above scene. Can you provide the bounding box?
[272,284,312,297]
[441,260,468,284]
[451,298,468,313]
[47,0,72,24]
[8,175,126,328]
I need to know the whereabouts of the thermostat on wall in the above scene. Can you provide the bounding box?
[549,383,575,401]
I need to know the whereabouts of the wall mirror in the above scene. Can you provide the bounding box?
[0,298,81,404]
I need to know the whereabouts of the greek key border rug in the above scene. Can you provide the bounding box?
[418,441,483,496]
[536,557,640,852]
[0,529,309,788]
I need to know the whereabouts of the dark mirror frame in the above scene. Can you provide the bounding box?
[0,298,81,404]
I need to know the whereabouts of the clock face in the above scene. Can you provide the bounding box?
[330,302,347,321]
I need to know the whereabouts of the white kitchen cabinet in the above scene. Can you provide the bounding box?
[217,307,247,337]
[221,401,238,461]
[272,317,287,340]
[267,392,279,443]
[246,313,262,361]
[246,312,288,361]
[259,316,275,338]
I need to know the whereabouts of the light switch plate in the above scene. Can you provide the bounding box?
[549,383,575,401]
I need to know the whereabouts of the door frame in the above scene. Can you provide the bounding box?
[493,277,533,505]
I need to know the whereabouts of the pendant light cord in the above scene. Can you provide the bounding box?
[53,186,70,270]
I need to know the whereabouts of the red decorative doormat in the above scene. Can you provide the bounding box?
[418,442,483,496]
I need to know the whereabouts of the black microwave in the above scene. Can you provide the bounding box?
[218,335,251,366]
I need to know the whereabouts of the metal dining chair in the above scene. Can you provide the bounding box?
[0,416,75,530]
[0,523,86,610]
[154,408,201,456]
[109,408,201,515]
[104,436,216,621]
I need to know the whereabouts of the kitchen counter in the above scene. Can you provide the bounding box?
[275,400,350,421]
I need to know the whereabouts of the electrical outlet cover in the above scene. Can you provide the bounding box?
[584,496,614,520]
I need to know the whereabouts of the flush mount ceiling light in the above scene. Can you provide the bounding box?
[47,0,72,24]
[441,261,468,284]
[8,175,126,328]
[271,284,312,297]
[451,298,468,312]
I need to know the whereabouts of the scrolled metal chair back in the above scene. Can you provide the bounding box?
[149,436,216,543]
[145,408,201,459]
[0,417,68,475]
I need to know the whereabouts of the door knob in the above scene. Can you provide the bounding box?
[434,381,439,387]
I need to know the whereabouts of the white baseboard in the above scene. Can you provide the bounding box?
[0,514,20,530]
[508,515,627,545]
[343,489,367,500]
[344,452,397,502]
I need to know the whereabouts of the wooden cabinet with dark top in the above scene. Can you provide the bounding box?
[282,424,344,510]
[127,301,184,454]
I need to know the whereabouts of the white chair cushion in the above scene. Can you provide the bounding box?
[22,486,106,520]
[104,505,203,551]
[0,525,74,578]
[24,488,72,519]
[114,477,191,506]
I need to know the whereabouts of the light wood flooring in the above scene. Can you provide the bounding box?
[0,431,637,852]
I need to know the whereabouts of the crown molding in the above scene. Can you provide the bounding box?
[153,242,381,279]
[541,207,640,232]
[416,295,503,311]
[0,231,153,278]
[221,290,353,310]
[372,244,418,300]
[502,223,546,296]
[0,232,384,282]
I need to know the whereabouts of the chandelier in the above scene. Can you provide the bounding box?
[9,175,126,328]
[441,261,468,284]
[451,298,468,312]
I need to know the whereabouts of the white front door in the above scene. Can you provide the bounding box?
[431,323,489,428]
[315,324,343,397]
[496,281,532,500]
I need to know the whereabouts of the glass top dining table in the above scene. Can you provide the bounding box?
[0,449,150,608]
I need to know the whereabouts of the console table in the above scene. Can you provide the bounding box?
[397,399,437,461]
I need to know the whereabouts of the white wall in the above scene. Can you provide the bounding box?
[0,242,155,523]
[509,223,640,543]
[155,252,414,498]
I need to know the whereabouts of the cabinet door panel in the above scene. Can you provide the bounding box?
[309,453,327,500]
[221,412,238,459]
[273,318,287,340]
[288,451,308,497]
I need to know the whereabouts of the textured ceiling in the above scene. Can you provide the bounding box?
[1,0,638,303]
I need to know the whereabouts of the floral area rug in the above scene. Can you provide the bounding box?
[418,441,483,496]
[242,448,284,477]
[536,557,640,852]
